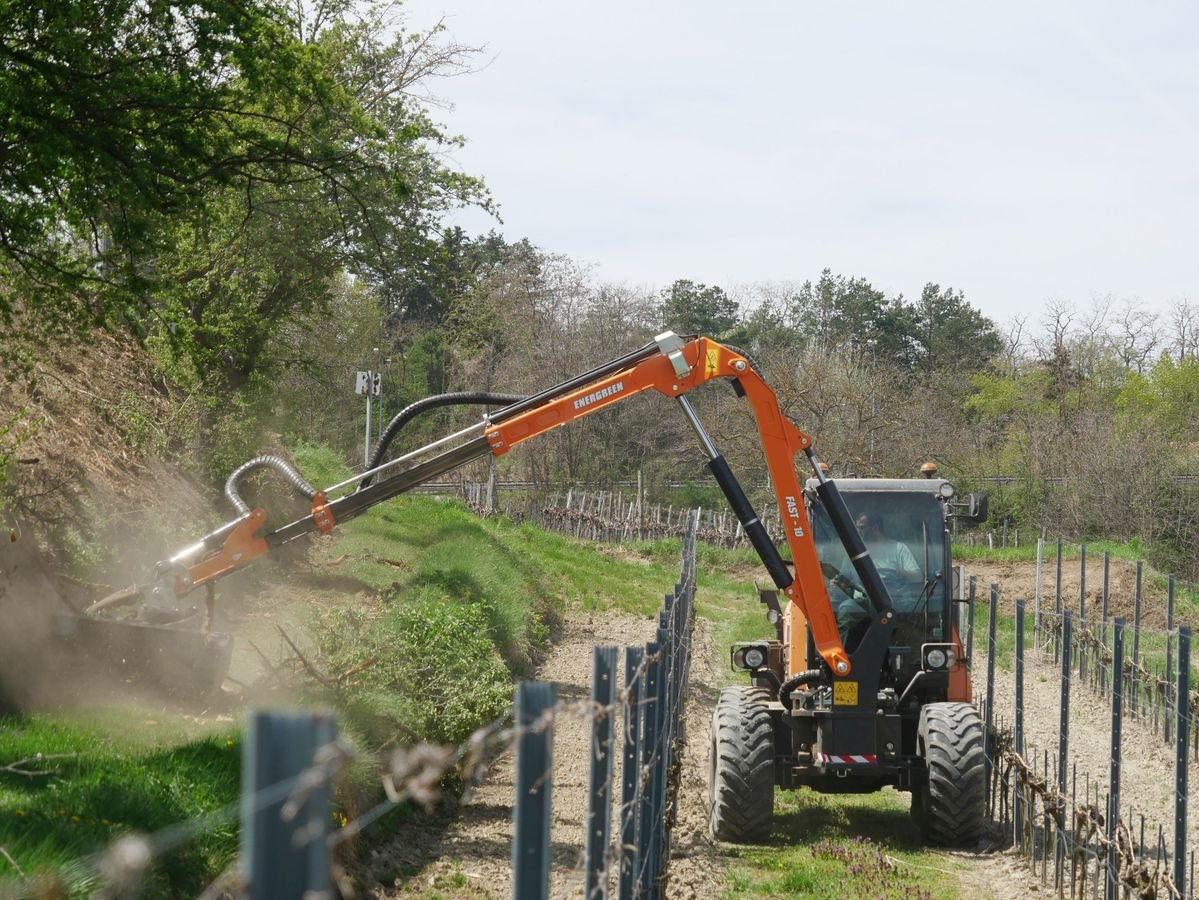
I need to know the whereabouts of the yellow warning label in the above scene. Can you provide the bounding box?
[705,347,719,377]
[833,681,859,706]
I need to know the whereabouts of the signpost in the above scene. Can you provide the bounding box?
[355,369,382,467]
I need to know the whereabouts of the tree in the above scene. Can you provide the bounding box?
[909,283,1002,375]
[787,270,914,365]
[660,280,739,337]
[0,1,488,379]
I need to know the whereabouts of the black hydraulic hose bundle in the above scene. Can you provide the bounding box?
[779,668,826,708]
[359,391,528,490]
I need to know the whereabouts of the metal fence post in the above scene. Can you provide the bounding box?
[512,682,555,900]
[1056,611,1072,892]
[1079,545,1087,683]
[1014,599,1025,848]
[635,643,662,900]
[1132,562,1143,716]
[241,710,336,900]
[1034,537,1043,640]
[1058,612,1072,798]
[1101,552,1111,697]
[619,647,644,900]
[1106,618,1125,900]
[1054,538,1063,662]
[984,583,999,813]
[1166,575,1176,744]
[585,647,618,899]
[1175,626,1191,897]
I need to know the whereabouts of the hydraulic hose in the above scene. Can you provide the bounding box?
[225,455,318,516]
[360,391,527,489]
[779,668,826,708]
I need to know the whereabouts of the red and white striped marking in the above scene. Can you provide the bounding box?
[816,753,878,766]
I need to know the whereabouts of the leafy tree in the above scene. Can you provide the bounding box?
[0,1,488,381]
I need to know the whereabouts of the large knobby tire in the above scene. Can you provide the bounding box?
[708,686,774,842]
[914,701,985,847]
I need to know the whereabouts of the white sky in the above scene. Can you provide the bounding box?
[402,1,1199,326]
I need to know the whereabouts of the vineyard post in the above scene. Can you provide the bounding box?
[618,647,644,900]
[1014,598,1026,849]
[1034,537,1043,641]
[1058,612,1072,799]
[1101,552,1111,697]
[1165,575,1175,744]
[635,642,662,900]
[584,646,618,899]
[649,617,672,900]
[1079,545,1087,683]
[241,710,335,900]
[1054,538,1062,663]
[512,681,555,900]
[984,583,998,813]
[1132,562,1143,716]
[1175,625,1190,896]
[1105,618,1125,900]
[1056,611,1072,891]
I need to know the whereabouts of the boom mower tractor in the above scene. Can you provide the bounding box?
[64,333,986,844]
[713,475,989,846]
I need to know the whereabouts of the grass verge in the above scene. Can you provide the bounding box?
[0,713,239,896]
[723,790,961,899]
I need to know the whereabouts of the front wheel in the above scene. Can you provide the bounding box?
[708,687,774,842]
[913,702,985,847]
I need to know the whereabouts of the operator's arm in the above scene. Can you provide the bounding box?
[894,541,921,580]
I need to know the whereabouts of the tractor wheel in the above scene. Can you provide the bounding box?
[708,686,774,842]
[914,702,985,847]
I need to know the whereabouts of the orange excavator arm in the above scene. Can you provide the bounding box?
[483,334,860,675]
[144,332,895,676]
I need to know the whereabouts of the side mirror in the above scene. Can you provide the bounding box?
[968,492,989,524]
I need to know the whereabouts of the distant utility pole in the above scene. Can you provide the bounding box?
[355,368,382,468]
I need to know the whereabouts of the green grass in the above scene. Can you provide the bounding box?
[0,713,239,895]
[952,536,1149,564]
[722,790,960,899]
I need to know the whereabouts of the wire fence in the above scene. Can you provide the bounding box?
[971,537,1198,900]
[524,487,778,549]
[0,514,700,899]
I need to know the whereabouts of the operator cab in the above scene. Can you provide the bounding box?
[805,477,957,667]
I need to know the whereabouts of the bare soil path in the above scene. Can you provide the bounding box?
[365,610,726,899]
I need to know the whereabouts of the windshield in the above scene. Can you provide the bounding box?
[809,491,948,621]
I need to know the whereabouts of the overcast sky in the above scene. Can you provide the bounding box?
[401,1,1198,327]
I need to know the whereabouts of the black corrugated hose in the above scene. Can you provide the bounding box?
[358,392,528,490]
[779,668,827,708]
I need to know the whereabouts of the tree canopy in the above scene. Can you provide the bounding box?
[0,0,487,381]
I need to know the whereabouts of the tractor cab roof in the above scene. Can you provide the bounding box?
[804,477,955,498]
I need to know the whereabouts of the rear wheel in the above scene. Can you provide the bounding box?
[708,687,774,842]
[914,702,985,847]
